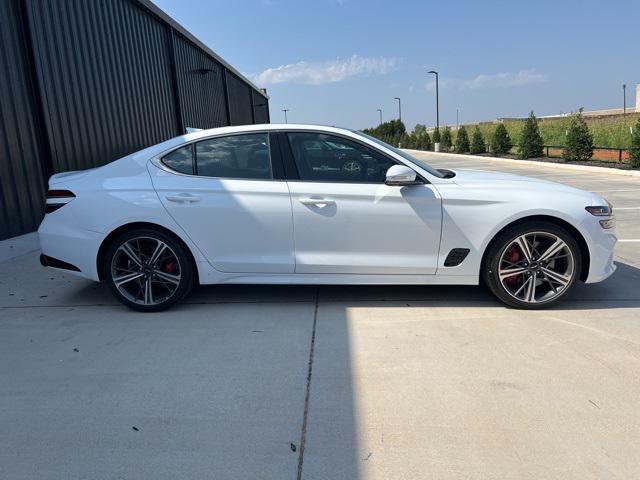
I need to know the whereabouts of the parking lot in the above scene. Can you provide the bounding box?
[1,153,639,480]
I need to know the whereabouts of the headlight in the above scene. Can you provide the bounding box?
[585,200,614,217]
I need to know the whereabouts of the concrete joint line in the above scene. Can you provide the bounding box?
[296,288,319,480]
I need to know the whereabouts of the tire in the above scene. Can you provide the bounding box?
[482,221,582,309]
[103,228,195,312]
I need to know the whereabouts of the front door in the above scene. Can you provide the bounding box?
[284,132,442,275]
[150,133,294,274]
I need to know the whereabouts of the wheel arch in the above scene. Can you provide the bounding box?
[480,215,590,282]
[96,222,199,282]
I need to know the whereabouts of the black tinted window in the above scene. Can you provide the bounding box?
[162,145,193,174]
[196,134,272,179]
[287,133,395,183]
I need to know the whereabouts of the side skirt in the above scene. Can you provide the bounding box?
[213,273,479,286]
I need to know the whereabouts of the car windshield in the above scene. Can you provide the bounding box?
[352,130,446,179]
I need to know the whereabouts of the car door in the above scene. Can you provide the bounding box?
[149,132,294,274]
[281,131,442,275]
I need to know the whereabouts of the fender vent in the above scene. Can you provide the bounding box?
[444,248,470,267]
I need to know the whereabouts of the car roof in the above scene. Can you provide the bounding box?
[125,124,360,166]
[179,123,355,142]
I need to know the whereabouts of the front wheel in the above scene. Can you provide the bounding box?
[104,229,194,311]
[483,221,582,309]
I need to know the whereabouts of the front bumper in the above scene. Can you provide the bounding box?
[583,218,617,284]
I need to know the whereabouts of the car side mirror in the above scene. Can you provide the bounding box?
[385,165,421,186]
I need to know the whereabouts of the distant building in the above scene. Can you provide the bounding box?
[502,83,639,121]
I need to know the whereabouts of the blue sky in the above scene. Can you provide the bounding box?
[154,0,639,131]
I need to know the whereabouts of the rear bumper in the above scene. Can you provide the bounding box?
[38,214,103,281]
[39,253,81,272]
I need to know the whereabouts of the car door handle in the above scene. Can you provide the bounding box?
[299,197,335,207]
[165,194,201,203]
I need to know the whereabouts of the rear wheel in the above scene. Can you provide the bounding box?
[483,221,582,309]
[104,229,194,311]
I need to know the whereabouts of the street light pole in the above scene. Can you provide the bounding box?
[456,108,459,130]
[394,97,402,123]
[282,109,289,123]
[428,70,439,131]
[623,84,627,117]
[377,108,382,126]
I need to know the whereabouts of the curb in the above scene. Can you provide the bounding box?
[404,149,640,178]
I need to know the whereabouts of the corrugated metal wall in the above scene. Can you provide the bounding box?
[0,0,269,240]
[227,72,255,126]
[26,0,179,172]
[173,33,229,130]
[0,0,47,239]
[253,89,270,124]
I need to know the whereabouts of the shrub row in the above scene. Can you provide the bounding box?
[362,114,640,167]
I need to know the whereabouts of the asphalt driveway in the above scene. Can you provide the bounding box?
[1,154,639,480]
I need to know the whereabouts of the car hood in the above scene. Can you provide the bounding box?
[450,168,556,185]
[447,168,603,203]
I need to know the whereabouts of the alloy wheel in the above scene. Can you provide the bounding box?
[498,232,575,304]
[110,236,182,306]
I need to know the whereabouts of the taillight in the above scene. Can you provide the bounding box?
[45,189,75,213]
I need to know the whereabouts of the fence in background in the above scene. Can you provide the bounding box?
[543,146,630,163]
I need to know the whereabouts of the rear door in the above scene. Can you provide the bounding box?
[281,131,442,275]
[150,133,295,274]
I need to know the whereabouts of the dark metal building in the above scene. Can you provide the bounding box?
[0,0,269,240]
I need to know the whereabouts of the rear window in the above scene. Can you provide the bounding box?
[195,134,272,180]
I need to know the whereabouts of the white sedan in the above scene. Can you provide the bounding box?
[38,124,617,311]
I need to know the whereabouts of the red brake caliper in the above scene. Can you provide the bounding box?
[504,246,521,285]
[162,260,176,274]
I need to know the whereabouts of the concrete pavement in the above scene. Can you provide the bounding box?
[1,154,639,479]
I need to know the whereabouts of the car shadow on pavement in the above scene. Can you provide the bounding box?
[185,261,640,312]
[1,253,639,479]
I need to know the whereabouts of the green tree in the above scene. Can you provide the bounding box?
[420,131,432,151]
[518,111,544,159]
[441,126,452,151]
[432,127,441,144]
[470,126,486,154]
[455,126,470,153]
[630,118,640,168]
[490,123,512,155]
[412,124,427,136]
[563,109,593,161]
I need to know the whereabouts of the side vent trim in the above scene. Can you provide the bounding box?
[444,248,470,267]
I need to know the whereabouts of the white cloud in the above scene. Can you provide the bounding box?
[253,55,400,86]
[426,69,548,91]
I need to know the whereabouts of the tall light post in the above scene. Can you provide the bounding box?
[427,70,439,131]
[623,84,627,117]
[394,97,402,123]
[456,108,459,130]
[282,109,289,123]
[377,108,383,126]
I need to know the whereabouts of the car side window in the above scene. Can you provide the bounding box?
[162,145,194,175]
[286,132,396,183]
[195,133,272,179]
